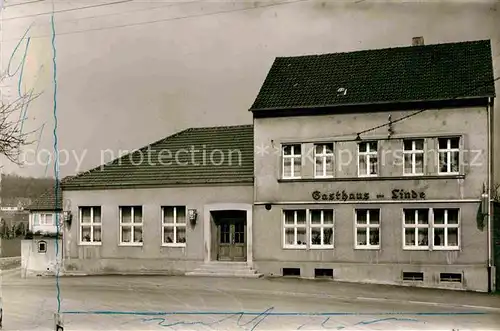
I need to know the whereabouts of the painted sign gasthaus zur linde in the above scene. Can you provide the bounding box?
[312,189,426,201]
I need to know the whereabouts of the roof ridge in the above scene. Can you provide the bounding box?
[62,127,193,186]
[275,39,491,60]
[187,124,253,130]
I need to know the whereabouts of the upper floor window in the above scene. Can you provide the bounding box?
[282,144,301,179]
[79,206,102,244]
[119,206,143,245]
[403,139,424,175]
[33,213,54,226]
[438,137,460,174]
[358,141,378,177]
[314,143,334,178]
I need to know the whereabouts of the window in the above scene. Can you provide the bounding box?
[355,209,380,249]
[310,209,334,248]
[358,141,378,176]
[33,213,54,226]
[79,206,102,244]
[283,210,307,248]
[433,208,459,249]
[402,208,459,250]
[282,144,301,178]
[438,137,460,174]
[403,209,429,249]
[119,206,143,245]
[314,143,334,178]
[37,240,47,253]
[162,206,186,246]
[403,139,424,175]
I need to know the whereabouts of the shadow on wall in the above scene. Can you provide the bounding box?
[0,238,22,257]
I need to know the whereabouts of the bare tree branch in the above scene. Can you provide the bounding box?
[0,74,41,165]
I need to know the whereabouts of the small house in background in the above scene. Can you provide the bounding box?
[21,186,63,278]
[27,187,63,234]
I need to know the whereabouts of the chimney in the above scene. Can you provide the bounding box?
[412,36,424,46]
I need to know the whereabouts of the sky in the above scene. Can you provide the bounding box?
[0,0,499,178]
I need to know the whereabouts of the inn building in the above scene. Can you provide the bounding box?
[57,37,499,292]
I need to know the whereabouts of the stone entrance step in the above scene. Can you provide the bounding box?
[185,262,263,278]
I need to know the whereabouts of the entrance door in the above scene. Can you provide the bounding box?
[217,219,246,261]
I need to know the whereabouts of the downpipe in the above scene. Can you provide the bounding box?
[487,98,493,293]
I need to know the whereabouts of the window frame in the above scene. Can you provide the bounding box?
[402,139,425,176]
[354,208,381,250]
[437,137,460,175]
[309,209,334,249]
[119,206,144,246]
[79,206,102,245]
[357,141,378,177]
[282,144,302,179]
[161,206,187,247]
[313,143,334,178]
[432,208,460,251]
[283,209,307,249]
[402,208,430,250]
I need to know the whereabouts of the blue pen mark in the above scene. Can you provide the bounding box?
[62,310,487,316]
[142,307,274,331]
[50,10,62,315]
[354,317,419,325]
[6,24,33,78]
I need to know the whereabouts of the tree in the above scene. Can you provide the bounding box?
[15,222,26,237]
[0,93,38,166]
[0,220,10,239]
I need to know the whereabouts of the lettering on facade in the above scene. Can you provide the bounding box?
[391,189,426,200]
[311,190,426,201]
[312,190,370,201]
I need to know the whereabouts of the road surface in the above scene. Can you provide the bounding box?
[2,269,500,330]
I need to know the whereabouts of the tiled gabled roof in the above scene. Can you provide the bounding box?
[26,186,62,211]
[250,39,495,111]
[62,125,254,190]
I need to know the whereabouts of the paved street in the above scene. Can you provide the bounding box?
[2,269,500,330]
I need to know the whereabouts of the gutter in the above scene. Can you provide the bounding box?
[487,97,494,292]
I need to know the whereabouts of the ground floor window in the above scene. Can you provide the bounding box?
[119,206,143,245]
[354,209,380,249]
[162,206,187,246]
[403,208,459,250]
[283,209,334,249]
[79,206,102,244]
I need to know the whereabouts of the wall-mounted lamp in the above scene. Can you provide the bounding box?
[188,209,198,225]
[63,211,72,227]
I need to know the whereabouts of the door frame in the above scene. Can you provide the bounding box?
[204,203,253,266]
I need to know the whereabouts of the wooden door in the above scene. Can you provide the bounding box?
[217,219,246,261]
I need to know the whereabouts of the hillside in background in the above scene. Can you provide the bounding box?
[1,174,56,205]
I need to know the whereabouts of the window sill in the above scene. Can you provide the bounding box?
[403,246,430,250]
[283,246,307,250]
[119,243,143,247]
[309,246,334,250]
[161,243,186,248]
[354,246,380,250]
[432,246,460,251]
[277,174,465,183]
[78,242,102,246]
